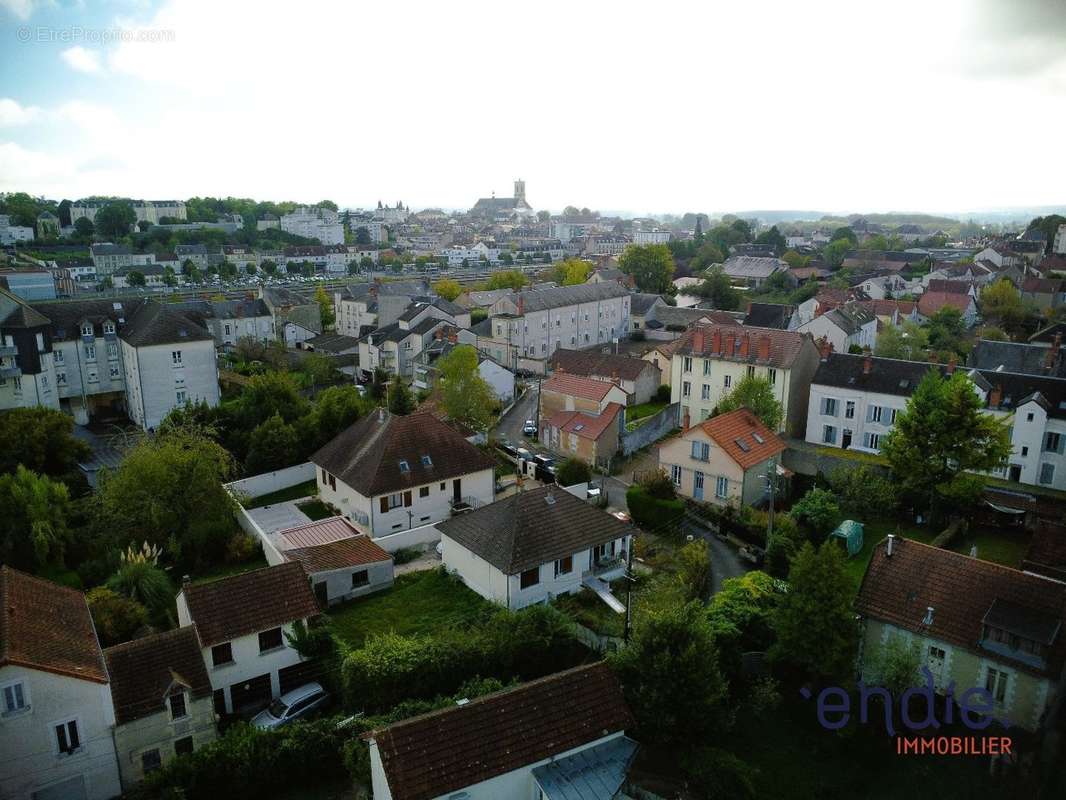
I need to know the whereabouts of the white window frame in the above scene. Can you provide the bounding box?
[670,464,682,486]
[715,476,729,498]
[51,716,82,757]
[723,375,732,389]
[1,679,30,716]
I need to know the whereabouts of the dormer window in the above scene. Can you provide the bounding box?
[80,323,93,337]
[398,460,410,473]
[168,690,187,720]
[103,321,115,335]
[421,455,432,467]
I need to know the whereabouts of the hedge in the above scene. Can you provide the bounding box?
[626,485,685,532]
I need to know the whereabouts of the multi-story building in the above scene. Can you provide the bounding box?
[478,282,631,373]
[0,290,220,428]
[669,324,820,436]
[280,245,352,273]
[280,206,344,245]
[805,351,1066,490]
[333,280,432,337]
[0,567,123,800]
[71,200,187,226]
[0,214,34,244]
[312,409,497,537]
[176,298,274,347]
[89,244,156,277]
[358,316,450,380]
[632,228,671,246]
[260,286,321,347]
[795,301,877,354]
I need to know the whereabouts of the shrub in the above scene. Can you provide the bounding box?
[391,546,421,565]
[555,457,592,487]
[677,540,711,600]
[655,384,671,402]
[636,467,676,500]
[827,466,897,521]
[789,488,841,538]
[86,587,149,647]
[106,561,174,618]
[681,747,758,800]
[224,533,261,564]
[626,485,685,532]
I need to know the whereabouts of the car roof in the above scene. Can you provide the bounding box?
[279,681,324,704]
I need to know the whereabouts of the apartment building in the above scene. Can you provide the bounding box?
[89,244,156,277]
[333,280,433,337]
[71,200,187,226]
[280,206,344,245]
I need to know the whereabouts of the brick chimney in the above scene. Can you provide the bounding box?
[1045,332,1062,371]
[724,332,736,359]
[757,335,771,363]
[692,329,705,353]
[739,334,750,359]
[863,352,873,375]
[818,337,832,362]
[989,383,1002,409]
[711,328,722,355]
[517,295,524,316]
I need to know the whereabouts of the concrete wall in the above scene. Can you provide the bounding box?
[0,666,121,800]
[113,695,216,789]
[227,462,316,500]
[371,523,444,553]
[621,402,678,457]
[307,560,394,605]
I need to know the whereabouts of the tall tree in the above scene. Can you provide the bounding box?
[315,284,335,330]
[755,225,786,255]
[771,541,857,681]
[437,344,496,431]
[388,379,416,415]
[618,244,675,293]
[0,466,72,571]
[715,375,784,431]
[0,407,91,481]
[979,278,1029,336]
[880,369,1012,513]
[874,321,928,361]
[433,278,462,301]
[95,201,137,238]
[549,258,592,286]
[485,270,527,290]
[691,265,740,310]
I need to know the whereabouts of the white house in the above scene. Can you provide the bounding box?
[176,562,321,716]
[439,485,634,610]
[279,206,344,245]
[311,409,497,537]
[103,627,217,789]
[0,567,123,800]
[367,663,638,800]
[806,351,1066,490]
[795,302,877,354]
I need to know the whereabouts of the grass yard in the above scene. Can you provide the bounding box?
[626,400,668,424]
[327,569,492,648]
[299,498,337,521]
[242,479,318,509]
[189,553,268,585]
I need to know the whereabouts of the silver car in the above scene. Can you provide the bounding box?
[251,682,329,730]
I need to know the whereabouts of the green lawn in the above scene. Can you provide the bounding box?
[188,554,268,585]
[299,499,337,521]
[626,400,668,423]
[328,569,492,648]
[242,479,318,508]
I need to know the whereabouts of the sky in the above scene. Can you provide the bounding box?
[0,0,1064,217]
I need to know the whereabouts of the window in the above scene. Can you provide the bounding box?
[351,570,369,588]
[419,486,429,498]
[55,719,80,755]
[172,350,183,366]
[398,460,410,473]
[421,455,432,467]
[1027,412,1034,422]
[822,425,837,445]
[864,432,881,451]
[985,667,1008,704]
[107,343,118,360]
[1044,432,1062,453]
[683,356,693,373]
[84,344,96,360]
[1022,446,1029,457]
[174,737,194,757]
[520,567,540,589]
[80,323,93,336]
[703,360,712,376]
[670,465,682,486]
[168,691,187,720]
[211,642,233,667]
[890,408,899,424]
[141,748,162,773]
[700,384,711,401]
[821,397,838,417]
[868,405,884,424]
[715,476,729,498]
[682,380,691,398]
[380,493,403,512]
[2,681,27,715]
[53,349,64,364]
[103,321,115,335]
[723,375,732,388]
[110,365,120,379]
[258,627,284,653]
[176,391,187,404]
[440,482,445,491]
[1040,462,1055,485]
[690,441,710,461]
[845,400,855,419]
[224,324,231,336]
[554,555,573,577]
[746,365,755,378]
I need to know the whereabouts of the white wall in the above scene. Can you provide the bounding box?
[113,695,216,789]
[0,666,122,800]
[226,462,316,500]
[371,523,444,553]
[123,339,219,430]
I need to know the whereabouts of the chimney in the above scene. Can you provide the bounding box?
[517,295,524,316]
[182,574,191,587]
[922,606,935,626]
[946,356,957,374]
[818,337,832,362]
[682,408,690,431]
[711,328,722,355]
[886,534,895,557]
[989,383,1002,409]
[693,330,705,353]
[1045,332,1061,371]
[746,301,752,315]
[757,335,771,363]
[863,352,872,375]
[739,334,750,359]
[724,332,736,359]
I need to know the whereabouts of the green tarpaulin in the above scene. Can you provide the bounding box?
[831,519,864,558]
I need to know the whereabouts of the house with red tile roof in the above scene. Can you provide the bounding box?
[0,566,122,800]
[262,516,394,606]
[856,536,1066,731]
[549,348,662,404]
[916,290,978,326]
[540,402,624,468]
[658,408,786,507]
[540,372,629,423]
[176,562,320,716]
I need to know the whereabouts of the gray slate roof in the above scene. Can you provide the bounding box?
[119,302,213,347]
[511,282,629,314]
[629,293,666,316]
[437,484,634,574]
[969,339,1066,379]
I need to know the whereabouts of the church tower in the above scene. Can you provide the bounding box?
[513,179,526,204]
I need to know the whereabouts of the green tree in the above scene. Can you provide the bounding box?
[870,634,923,696]
[830,227,857,244]
[789,488,840,535]
[874,320,928,361]
[755,225,786,254]
[95,201,137,238]
[245,413,300,474]
[388,379,416,415]
[715,375,784,431]
[485,270,527,290]
[823,238,851,268]
[126,270,146,287]
[0,466,72,571]
[0,407,91,482]
[86,587,149,647]
[302,353,339,389]
[691,265,741,310]
[96,428,238,567]
[706,571,783,678]
[979,278,1029,336]
[106,560,173,618]
[618,244,675,293]
[314,284,335,330]
[261,259,278,275]
[162,266,178,287]
[771,541,857,680]
[609,599,729,747]
[880,370,1012,514]
[781,249,810,269]
[554,457,591,486]
[437,344,495,431]
[827,465,897,521]
[433,278,462,301]
[304,386,368,450]
[73,216,95,238]
[549,258,592,286]
[236,372,310,430]
[925,306,965,355]
[689,241,726,271]
[677,540,711,600]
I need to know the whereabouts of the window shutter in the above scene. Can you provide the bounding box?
[866,405,875,423]
[404,491,412,507]
[820,398,827,415]
[379,496,388,514]
[702,442,710,461]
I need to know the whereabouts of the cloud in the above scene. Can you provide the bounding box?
[0,98,42,126]
[0,0,48,20]
[61,46,104,74]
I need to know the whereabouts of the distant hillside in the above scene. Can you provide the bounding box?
[726,210,828,223]
[819,212,960,226]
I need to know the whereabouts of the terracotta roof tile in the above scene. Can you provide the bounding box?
[370,663,633,800]
[675,324,814,370]
[697,408,785,469]
[917,291,973,317]
[856,538,1066,678]
[104,627,212,725]
[286,536,392,574]
[180,562,319,647]
[544,403,624,442]
[0,566,107,683]
[542,373,621,401]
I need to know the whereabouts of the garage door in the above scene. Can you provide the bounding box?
[279,661,322,695]
[33,775,88,800]
[230,673,272,717]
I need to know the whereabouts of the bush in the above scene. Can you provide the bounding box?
[827,466,897,521]
[626,485,685,532]
[681,747,758,800]
[555,457,592,487]
[789,488,840,539]
[224,533,261,564]
[655,384,671,402]
[106,561,174,618]
[86,587,149,647]
[677,540,711,600]
[391,546,421,565]
[636,467,676,500]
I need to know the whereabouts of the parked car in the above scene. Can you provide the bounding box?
[251,682,329,730]
[522,419,537,436]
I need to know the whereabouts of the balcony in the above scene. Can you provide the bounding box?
[449,495,483,515]
[584,555,626,579]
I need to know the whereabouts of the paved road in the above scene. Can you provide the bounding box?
[494,386,539,446]
[682,516,750,595]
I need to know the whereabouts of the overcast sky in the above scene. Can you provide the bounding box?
[1,0,1064,216]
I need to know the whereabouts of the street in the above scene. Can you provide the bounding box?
[494,384,540,446]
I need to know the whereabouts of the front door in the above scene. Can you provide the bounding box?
[313,581,328,608]
[453,478,461,502]
[1009,464,1022,482]
[842,429,853,449]
[693,471,704,500]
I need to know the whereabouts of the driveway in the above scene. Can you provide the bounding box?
[682,515,750,595]
[494,386,539,446]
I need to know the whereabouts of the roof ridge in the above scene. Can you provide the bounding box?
[102,624,195,655]
[879,536,1060,582]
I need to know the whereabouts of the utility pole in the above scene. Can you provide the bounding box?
[623,540,635,644]
[766,458,777,542]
